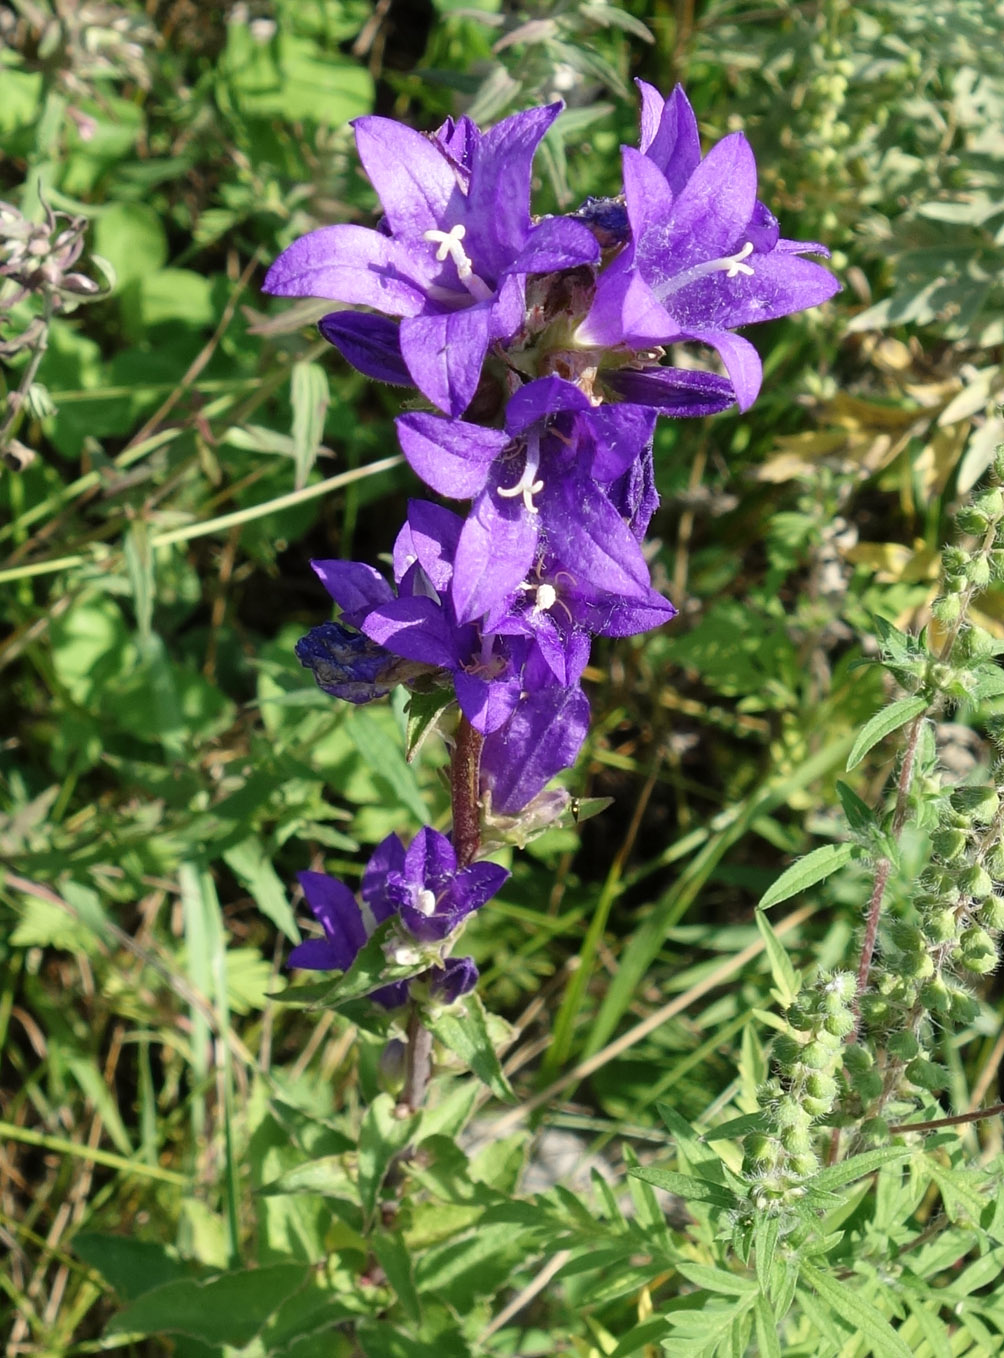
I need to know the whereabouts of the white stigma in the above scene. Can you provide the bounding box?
[415,888,437,917]
[535,583,557,612]
[497,435,544,514]
[657,241,756,301]
[392,944,422,967]
[422,223,493,302]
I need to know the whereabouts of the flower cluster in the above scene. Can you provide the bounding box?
[268,84,838,1010]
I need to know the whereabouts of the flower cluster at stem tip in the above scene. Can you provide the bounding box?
[265,84,839,1009]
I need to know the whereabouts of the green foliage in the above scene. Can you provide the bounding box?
[3,0,1004,1355]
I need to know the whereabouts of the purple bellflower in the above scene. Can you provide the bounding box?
[577,83,840,410]
[395,376,678,626]
[262,107,600,416]
[288,827,507,1005]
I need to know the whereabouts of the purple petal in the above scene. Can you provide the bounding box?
[404,826,458,888]
[579,260,676,348]
[465,103,562,277]
[393,500,464,591]
[429,956,478,1003]
[293,871,366,971]
[481,686,591,815]
[455,668,521,735]
[671,250,841,331]
[395,412,506,498]
[264,225,432,316]
[504,376,591,435]
[361,595,460,668]
[361,833,407,922]
[641,84,701,195]
[318,311,411,385]
[603,366,735,416]
[540,476,652,599]
[680,329,763,412]
[636,79,665,153]
[295,623,402,703]
[435,115,479,175]
[287,937,347,971]
[644,133,758,286]
[622,147,677,242]
[353,116,464,238]
[509,215,600,275]
[399,306,494,417]
[452,491,538,624]
[311,559,395,621]
[456,860,509,911]
[586,405,657,482]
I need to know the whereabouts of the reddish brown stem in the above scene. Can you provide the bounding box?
[451,713,483,868]
[888,1102,1004,1135]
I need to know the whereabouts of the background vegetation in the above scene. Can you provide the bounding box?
[2,0,1003,1353]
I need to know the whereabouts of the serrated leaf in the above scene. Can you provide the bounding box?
[835,779,877,833]
[754,908,799,1004]
[675,1263,756,1296]
[757,841,857,911]
[427,990,515,1103]
[804,1147,911,1198]
[846,696,928,771]
[628,1166,739,1210]
[223,838,300,943]
[799,1262,913,1358]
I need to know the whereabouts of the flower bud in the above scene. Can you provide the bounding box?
[978,895,1004,930]
[805,1071,837,1103]
[973,489,1004,522]
[800,1041,830,1071]
[772,1034,801,1067]
[745,1134,780,1168]
[931,827,968,861]
[843,1043,872,1073]
[960,864,994,901]
[775,1095,810,1130]
[968,556,992,589]
[931,594,962,624]
[823,1010,855,1038]
[920,975,951,1012]
[802,1095,831,1117]
[780,1123,813,1155]
[959,925,997,973]
[890,920,925,955]
[923,907,958,944]
[788,1152,819,1179]
[951,786,1000,824]
[955,506,991,535]
[785,1001,815,1031]
[947,988,980,1024]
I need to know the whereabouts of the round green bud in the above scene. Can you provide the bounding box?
[959,926,997,973]
[800,1041,830,1071]
[931,827,969,862]
[823,1010,856,1038]
[969,556,992,589]
[947,988,980,1024]
[931,594,962,624]
[923,907,959,944]
[905,1057,947,1092]
[959,624,997,659]
[961,864,994,901]
[861,993,891,1023]
[955,506,991,536]
[985,845,1004,879]
[887,1030,920,1061]
[890,920,926,955]
[990,550,1004,578]
[814,1026,844,1051]
[805,1071,838,1102]
[774,1095,810,1130]
[943,546,969,574]
[951,786,1000,825]
[978,895,1004,930]
[772,1034,801,1067]
[785,1001,815,1031]
[802,1095,831,1118]
[745,1134,779,1167]
[973,489,1004,521]
[920,975,952,1012]
[788,1152,819,1179]
[780,1123,813,1155]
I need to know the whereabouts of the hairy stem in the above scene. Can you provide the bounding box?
[451,713,483,868]
[401,1005,433,1114]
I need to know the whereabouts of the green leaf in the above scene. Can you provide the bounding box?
[404,688,454,762]
[108,1263,312,1346]
[754,908,799,1005]
[74,1233,196,1302]
[223,838,300,943]
[274,920,424,1008]
[846,696,928,771]
[628,1166,739,1211]
[93,201,167,287]
[372,1231,421,1324]
[835,779,877,833]
[675,1263,756,1297]
[799,1262,913,1358]
[754,1290,783,1358]
[804,1147,911,1199]
[427,991,515,1103]
[290,361,329,490]
[757,841,857,911]
[358,1094,416,1223]
[702,1112,769,1142]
